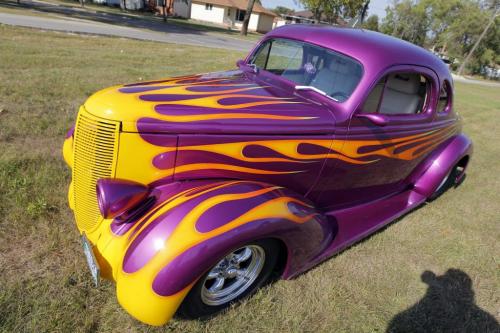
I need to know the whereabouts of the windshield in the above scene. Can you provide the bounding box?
[249,38,363,102]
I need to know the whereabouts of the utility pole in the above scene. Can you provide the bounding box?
[457,6,499,75]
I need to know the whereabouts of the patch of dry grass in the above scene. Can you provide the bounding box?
[0,25,499,333]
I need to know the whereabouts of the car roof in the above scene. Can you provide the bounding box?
[266,25,449,81]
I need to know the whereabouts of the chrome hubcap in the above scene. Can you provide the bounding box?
[201,245,265,306]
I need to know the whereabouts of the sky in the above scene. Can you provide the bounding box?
[260,0,389,19]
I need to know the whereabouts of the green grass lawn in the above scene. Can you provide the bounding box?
[0,25,499,333]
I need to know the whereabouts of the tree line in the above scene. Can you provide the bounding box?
[276,0,498,75]
[364,0,499,75]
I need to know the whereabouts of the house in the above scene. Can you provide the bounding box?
[273,10,347,29]
[273,13,316,28]
[92,0,276,33]
[94,0,144,10]
[187,0,277,33]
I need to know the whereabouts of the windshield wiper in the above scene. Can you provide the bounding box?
[295,85,339,102]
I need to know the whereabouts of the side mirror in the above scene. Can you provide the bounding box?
[236,60,258,73]
[355,113,389,126]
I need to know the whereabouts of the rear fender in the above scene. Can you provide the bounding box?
[110,180,331,326]
[409,134,472,197]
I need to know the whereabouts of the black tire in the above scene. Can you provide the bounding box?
[428,166,458,201]
[178,239,279,319]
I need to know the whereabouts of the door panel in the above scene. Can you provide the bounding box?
[311,66,447,209]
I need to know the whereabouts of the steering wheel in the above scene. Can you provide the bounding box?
[330,91,349,101]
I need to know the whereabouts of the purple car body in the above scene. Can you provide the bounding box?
[64,25,472,325]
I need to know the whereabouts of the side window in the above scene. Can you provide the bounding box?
[361,72,430,115]
[437,81,451,113]
[251,41,270,69]
[361,77,385,113]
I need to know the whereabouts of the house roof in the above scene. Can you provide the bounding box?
[294,10,315,18]
[194,0,277,17]
[294,10,347,25]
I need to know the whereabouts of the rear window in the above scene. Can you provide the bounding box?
[437,81,452,113]
[249,38,363,102]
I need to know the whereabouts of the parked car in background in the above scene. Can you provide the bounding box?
[63,24,472,326]
[481,66,500,80]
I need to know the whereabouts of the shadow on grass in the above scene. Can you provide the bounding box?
[386,269,500,333]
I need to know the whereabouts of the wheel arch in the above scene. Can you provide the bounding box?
[112,180,332,325]
[409,133,472,197]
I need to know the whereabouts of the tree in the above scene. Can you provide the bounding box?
[379,0,500,75]
[457,6,499,74]
[363,14,379,31]
[360,0,370,23]
[240,0,256,36]
[380,0,430,45]
[273,6,295,16]
[298,0,366,23]
[298,0,325,21]
[323,0,366,24]
[163,0,168,22]
[424,0,463,51]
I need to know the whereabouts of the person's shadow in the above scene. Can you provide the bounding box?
[387,269,499,333]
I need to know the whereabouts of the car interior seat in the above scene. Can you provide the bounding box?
[379,73,421,114]
[281,70,307,85]
[310,57,361,101]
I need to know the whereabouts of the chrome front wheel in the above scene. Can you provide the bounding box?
[179,239,279,319]
[201,245,265,306]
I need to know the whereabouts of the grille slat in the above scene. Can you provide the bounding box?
[73,112,119,232]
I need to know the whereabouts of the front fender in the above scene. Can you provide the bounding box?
[105,180,330,326]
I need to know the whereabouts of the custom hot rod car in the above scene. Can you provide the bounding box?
[63,25,472,325]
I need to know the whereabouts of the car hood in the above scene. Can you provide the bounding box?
[83,70,335,134]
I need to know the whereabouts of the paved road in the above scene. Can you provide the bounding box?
[451,74,500,88]
[0,12,254,52]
